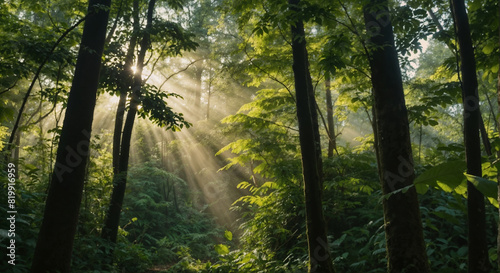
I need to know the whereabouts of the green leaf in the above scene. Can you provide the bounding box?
[428,120,438,126]
[491,64,499,74]
[464,174,499,208]
[214,244,230,255]
[482,44,495,55]
[414,161,467,194]
[224,230,233,241]
[382,184,415,200]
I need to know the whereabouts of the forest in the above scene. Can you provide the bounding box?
[1,0,500,272]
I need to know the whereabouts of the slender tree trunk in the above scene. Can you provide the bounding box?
[111,0,139,175]
[288,0,335,272]
[497,1,500,270]
[12,131,20,180]
[325,72,336,158]
[112,91,127,173]
[102,0,156,245]
[450,1,492,272]
[102,90,139,243]
[363,1,430,272]
[30,1,111,272]
[206,71,212,120]
[194,61,203,111]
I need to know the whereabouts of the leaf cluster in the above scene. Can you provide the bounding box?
[137,84,191,130]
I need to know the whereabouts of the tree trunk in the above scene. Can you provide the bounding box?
[112,0,140,175]
[30,1,111,272]
[497,1,500,270]
[194,61,203,111]
[363,1,430,272]
[12,131,20,179]
[450,1,492,272]
[206,71,212,120]
[112,91,127,174]
[102,0,156,245]
[288,0,335,272]
[325,72,336,158]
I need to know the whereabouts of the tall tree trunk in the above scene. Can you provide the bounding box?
[194,61,203,111]
[497,1,500,270]
[102,0,155,245]
[112,0,140,175]
[288,1,335,272]
[30,0,111,272]
[12,131,20,179]
[206,70,212,120]
[363,1,430,272]
[325,72,336,158]
[112,91,127,173]
[450,1,492,272]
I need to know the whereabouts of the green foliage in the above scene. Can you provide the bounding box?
[150,20,199,54]
[3,0,500,272]
[0,126,8,150]
[120,162,224,268]
[0,175,44,273]
[414,160,467,195]
[413,159,499,207]
[138,84,191,130]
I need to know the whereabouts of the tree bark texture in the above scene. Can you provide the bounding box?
[112,0,140,175]
[102,0,156,244]
[288,0,335,272]
[325,72,336,158]
[363,1,430,272]
[451,0,492,272]
[497,0,500,270]
[30,0,111,272]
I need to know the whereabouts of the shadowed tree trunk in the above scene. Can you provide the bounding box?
[102,0,156,245]
[363,1,430,272]
[450,0,492,272]
[325,72,336,158]
[30,0,111,272]
[497,0,500,269]
[112,0,140,175]
[288,0,335,272]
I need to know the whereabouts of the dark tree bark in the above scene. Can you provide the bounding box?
[325,72,336,158]
[111,0,140,175]
[112,91,127,173]
[496,1,500,270]
[30,0,111,272]
[363,1,430,272]
[288,0,335,272]
[450,0,492,272]
[102,0,156,244]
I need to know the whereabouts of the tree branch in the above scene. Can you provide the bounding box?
[5,15,86,152]
[158,58,205,90]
